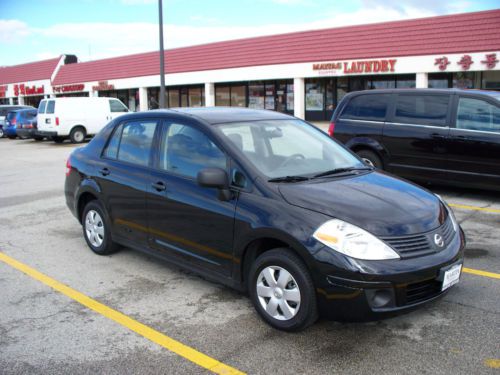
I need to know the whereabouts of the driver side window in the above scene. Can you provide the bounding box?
[160,123,227,178]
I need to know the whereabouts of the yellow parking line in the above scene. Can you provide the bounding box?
[0,251,245,375]
[449,203,500,214]
[463,267,500,280]
[484,359,500,369]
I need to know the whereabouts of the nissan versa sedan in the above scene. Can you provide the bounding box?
[65,108,465,331]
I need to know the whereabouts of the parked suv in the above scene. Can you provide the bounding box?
[6,108,40,140]
[330,89,500,191]
[65,108,464,331]
[37,97,129,143]
[0,105,33,138]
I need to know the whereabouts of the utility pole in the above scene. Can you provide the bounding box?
[158,0,166,108]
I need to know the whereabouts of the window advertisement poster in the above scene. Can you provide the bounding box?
[306,91,324,110]
[265,96,275,109]
[248,96,264,109]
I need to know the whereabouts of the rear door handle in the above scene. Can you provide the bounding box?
[99,168,110,176]
[151,181,166,192]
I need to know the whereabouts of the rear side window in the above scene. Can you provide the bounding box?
[340,94,390,121]
[394,94,450,127]
[46,100,55,114]
[38,101,47,114]
[103,124,123,159]
[109,100,128,113]
[117,121,157,166]
[457,97,500,133]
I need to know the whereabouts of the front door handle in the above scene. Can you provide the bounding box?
[99,168,110,176]
[431,133,446,140]
[151,181,166,192]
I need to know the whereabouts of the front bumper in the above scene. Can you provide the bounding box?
[314,227,465,321]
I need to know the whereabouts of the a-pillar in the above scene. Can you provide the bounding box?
[293,77,305,119]
[138,87,148,111]
[416,72,428,88]
[204,82,215,107]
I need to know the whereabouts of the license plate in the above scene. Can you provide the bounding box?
[441,264,462,291]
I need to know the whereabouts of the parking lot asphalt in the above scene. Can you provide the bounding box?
[0,137,499,375]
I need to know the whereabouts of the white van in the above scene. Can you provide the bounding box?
[37,97,129,143]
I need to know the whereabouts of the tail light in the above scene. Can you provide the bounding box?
[328,121,335,137]
[55,117,60,126]
[11,118,17,125]
[65,159,71,177]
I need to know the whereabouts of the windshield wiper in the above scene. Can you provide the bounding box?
[268,175,310,183]
[312,167,372,178]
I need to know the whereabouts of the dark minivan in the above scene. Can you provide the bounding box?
[65,108,465,331]
[330,89,500,191]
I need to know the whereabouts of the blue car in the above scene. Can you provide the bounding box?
[5,108,37,139]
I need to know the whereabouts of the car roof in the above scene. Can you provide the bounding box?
[159,107,294,125]
[347,88,500,97]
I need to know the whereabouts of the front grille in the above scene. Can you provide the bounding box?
[404,278,442,305]
[382,217,455,259]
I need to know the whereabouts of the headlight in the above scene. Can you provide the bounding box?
[435,194,458,232]
[313,219,400,260]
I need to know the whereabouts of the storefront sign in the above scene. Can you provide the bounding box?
[53,84,85,93]
[13,84,44,96]
[313,59,397,74]
[481,53,498,69]
[457,55,473,70]
[434,57,451,71]
[92,81,115,91]
[0,85,7,98]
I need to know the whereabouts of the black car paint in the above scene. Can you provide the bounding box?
[332,89,500,191]
[65,108,465,321]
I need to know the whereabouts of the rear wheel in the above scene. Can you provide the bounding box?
[82,200,120,255]
[249,249,318,331]
[8,135,16,140]
[52,136,64,143]
[356,149,383,169]
[70,127,86,144]
[34,136,44,141]
[0,128,3,138]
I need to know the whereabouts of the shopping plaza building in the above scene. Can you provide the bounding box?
[1,9,499,121]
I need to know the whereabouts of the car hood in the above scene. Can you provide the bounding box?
[278,171,446,237]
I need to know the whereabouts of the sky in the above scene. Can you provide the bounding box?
[0,0,499,66]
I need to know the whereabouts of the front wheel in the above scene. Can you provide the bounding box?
[0,128,4,138]
[356,149,383,169]
[82,200,120,255]
[249,249,318,331]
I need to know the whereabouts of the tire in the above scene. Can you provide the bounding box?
[34,136,44,141]
[356,149,383,169]
[70,127,86,144]
[8,135,16,140]
[52,136,64,143]
[249,249,318,332]
[81,200,120,255]
[0,129,3,138]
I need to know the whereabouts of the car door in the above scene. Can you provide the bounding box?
[146,118,236,276]
[94,118,159,245]
[446,94,500,188]
[382,92,452,181]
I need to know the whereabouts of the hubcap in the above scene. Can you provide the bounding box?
[85,210,104,247]
[256,266,301,321]
[74,131,84,142]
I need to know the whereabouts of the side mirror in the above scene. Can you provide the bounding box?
[197,168,232,201]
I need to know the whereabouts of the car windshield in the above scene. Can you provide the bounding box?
[217,119,364,179]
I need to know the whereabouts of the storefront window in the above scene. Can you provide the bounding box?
[326,79,336,111]
[337,77,348,104]
[371,76,396,89]
[231,86,246,107]
[429,73,451,89]
[482,71,500,90]
[349,77,369,92]
[264,83,275,110]
[189,87,203,107]
[215,86,230,106]
[286,83,294,111]
[396,75,416,88]
[180,88,188,107]
[248,83,265,109]
[306,79,324,111]
[168,89,179,108]
[453,72,475,89]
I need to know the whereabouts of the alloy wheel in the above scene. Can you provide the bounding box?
[85,210,104,247]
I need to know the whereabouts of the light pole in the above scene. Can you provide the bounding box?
[158,0,166,109]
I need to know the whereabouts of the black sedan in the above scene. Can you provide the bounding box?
[65,108,465,331]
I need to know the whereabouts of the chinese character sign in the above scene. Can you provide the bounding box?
[435,57,450,71]
[481,53,498,69]
[457,55,473,70]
